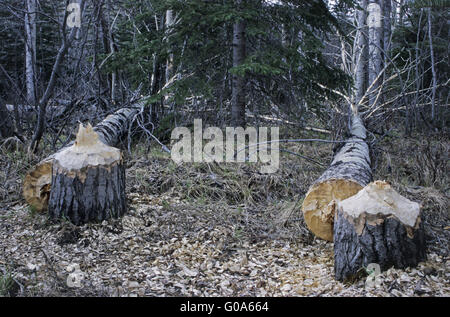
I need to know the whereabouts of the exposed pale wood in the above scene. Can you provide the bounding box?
[302,180,366,241]
[55,123,121,170]
[301,114,372,241]
[48,123,126,224]
[334,181,426,281]
[23,106,141,212]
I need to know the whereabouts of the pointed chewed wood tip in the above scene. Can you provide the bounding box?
[55,122,121,171]
[372,179,391,189]
[75,122,99,147]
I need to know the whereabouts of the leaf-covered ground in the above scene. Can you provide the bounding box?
[0,138,448,297]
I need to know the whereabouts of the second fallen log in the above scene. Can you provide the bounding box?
[48,123,127,225]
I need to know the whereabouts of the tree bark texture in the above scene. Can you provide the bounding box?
[427,8,437,124]
[25,0,37,107]
[28,0,86,153]
[334,181,426,281]
[355,0,368,109]
[165,9,174,85]
[382,0,391,62]
[231,1,246,127]
[301,115,372,241]
[367,0,383,109]
[48,123,126,225]
[23,104,141,212]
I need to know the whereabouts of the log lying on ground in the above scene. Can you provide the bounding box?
[301,115,372,241]
[48,123,127,224]
[333,181,426,281]
[23,106,141,212]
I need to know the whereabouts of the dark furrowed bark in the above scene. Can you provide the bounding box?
[23,104,142,212]
[334,208,426,281]
[48,161,126,225]
[333,181,426,281]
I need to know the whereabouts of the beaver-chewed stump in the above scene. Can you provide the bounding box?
[333,181,426,282]
[23,107,140,212]
[48,123,127,225]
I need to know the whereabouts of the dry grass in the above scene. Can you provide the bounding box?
[373,132,449,256]
[0,149,34,206]
[373,133,449,190]
[0,128,448,296]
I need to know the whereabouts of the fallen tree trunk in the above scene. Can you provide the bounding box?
[334,181,426,281]
[23,105,143,212]
[301,115,372,241]
[48,123,127,225]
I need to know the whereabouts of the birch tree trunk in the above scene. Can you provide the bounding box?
[231,1,246,127]
[165,9,174,86]
[397,0,404,27]
[146,15,165,124]
[25,0,37,108]
[367,1,383,109]
[354,0,368,110]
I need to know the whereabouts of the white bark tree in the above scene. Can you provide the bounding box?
[354,0,368,112]
[427,8,437,125]
[367,0,383,109]
[165,9,174,86]
[25,0,37,107]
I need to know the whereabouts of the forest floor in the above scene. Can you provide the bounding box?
[0,131,448,297]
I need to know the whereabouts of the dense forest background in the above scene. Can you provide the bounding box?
[0,0,448,147]
[0,0,448,297]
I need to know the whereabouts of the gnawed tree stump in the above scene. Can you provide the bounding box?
[301,115,372,241]
[48,123,127,225]
[334,181,426,281]
[23,106,141,212]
